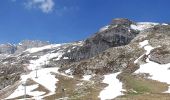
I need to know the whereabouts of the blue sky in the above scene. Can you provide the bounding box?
[0,0,170,44]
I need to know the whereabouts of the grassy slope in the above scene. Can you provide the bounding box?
[116,73,170,100]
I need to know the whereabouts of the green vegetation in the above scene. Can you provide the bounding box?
[117,73,170,100]
[122,74,169,95]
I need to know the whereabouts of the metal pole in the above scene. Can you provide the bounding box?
[24,83,26,99]
[22,82,26,99]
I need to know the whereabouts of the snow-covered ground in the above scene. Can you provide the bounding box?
[25,44,62,53]
[6,44,75,99]
[135,40,170,93]
[98,72,123,100]
[134,40,153,63]
[99,25,110,32]
[82,75,92,81]
[139,40,149,47]
[135,58,170,93]
[131,22,159,31]
[28,51,64,70]
[6,84,45,100]
[6,67,60,99]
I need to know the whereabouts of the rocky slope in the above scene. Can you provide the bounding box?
[1,18,170,100]
[63,18,139,62]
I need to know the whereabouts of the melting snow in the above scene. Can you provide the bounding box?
[6,67,59,99]
[99,25,110,32]
[135,40,170,93]
[162,23,168,26]
[134,40,153,64]
[82,75,92,81]
[63,57,69,59]
[6,67,73,99]
[6,41,85,99]
[6,84,45,99]
[135,58,170,93]
[6,47,73,99]
[139,40,149,47]
[25,44,61,53]
[28,52,64,70]
[144,45,154,55]
[137,22,159,25]
[99,73,123,100]
[22,68,59,93]
[18,43,22,46]
[65,69,71,74]
[67,50,71,53]
[131,22,159,31]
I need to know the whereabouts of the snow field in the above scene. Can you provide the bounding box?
[98,73,123,100]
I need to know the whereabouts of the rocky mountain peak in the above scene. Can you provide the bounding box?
[111,18,134,27]
[63,18,139,62]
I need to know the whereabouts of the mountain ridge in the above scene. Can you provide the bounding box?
[1,18,170,100]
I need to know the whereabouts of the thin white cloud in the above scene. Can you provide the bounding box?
[24,0,55,13]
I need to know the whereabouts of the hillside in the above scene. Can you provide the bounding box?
[0,18,170,100]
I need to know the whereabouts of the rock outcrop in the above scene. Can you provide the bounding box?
[63,18,139,62]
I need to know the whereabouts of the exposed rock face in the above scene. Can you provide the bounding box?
[61,21,170,76]
[111,18,134,26]
[0,57,25,90]
[66,43,144,75]
[63,18,139,61]
[147,26,170,64]
[149,47,170,64]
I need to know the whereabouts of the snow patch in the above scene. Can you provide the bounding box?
[22,68,59,94]
[144,45,154,55]
[6,41,86,99]
[76,82,83,86]
[67,50,71,53]
[18,43,22,46]
[162,23,168,26]
[7,68,60,99]
[25,44,61,53]
[82,75,92,81]
[65,69,71,74]
[99,25,110,32]
[137,22,159,25]
[131,22,159,31]
[63,57,69,59]
[139,40,148,47]
[72,46,76,49]
[135,58,170,93]
[6,84,45,99]
[99,73,123,100]
[135,40,170,93]
[28,52,64,70]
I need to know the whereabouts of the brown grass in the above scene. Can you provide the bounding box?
[44,74,104,100]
